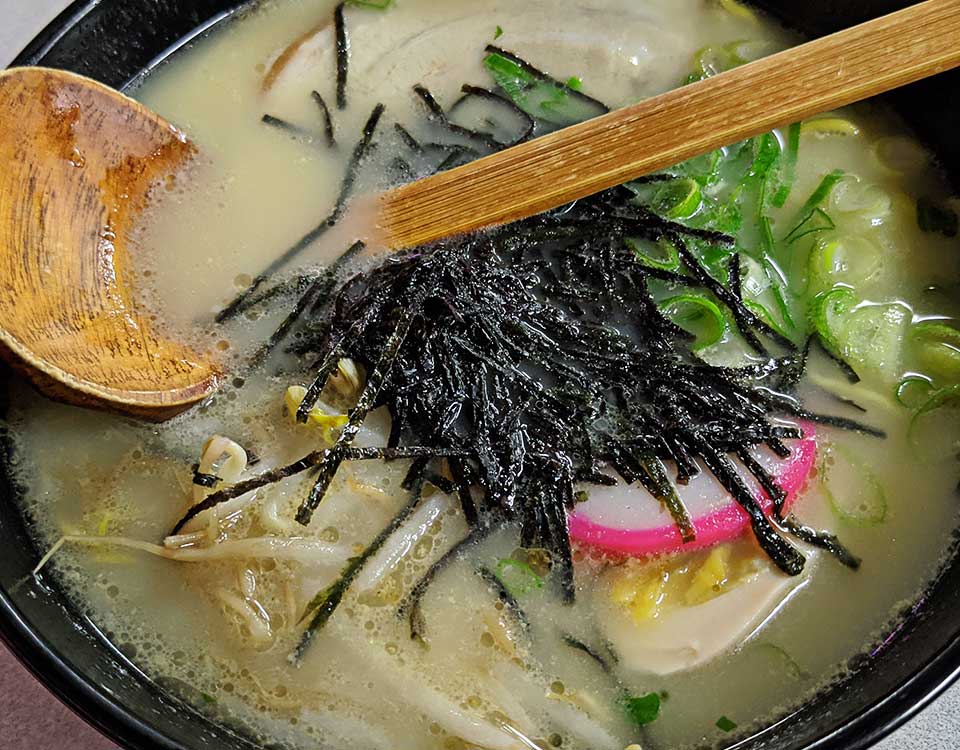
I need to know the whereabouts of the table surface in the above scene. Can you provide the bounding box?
[1,1,959,748]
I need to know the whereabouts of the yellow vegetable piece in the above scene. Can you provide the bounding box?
[686,545,731,605]
[801,118,861,137]
[609,566,645,606]
[718,0,758,23]
[609,564,671,622]
[284,385,349,442]
[629,570,669,622]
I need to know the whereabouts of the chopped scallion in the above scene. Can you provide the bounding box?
[716,715,738,732]
[494,557,545,596]
[895,374,936,409]
[820,443,887,526]
[908,321,960,382]
[346,0,394,8]
[658,294,728,350]
[623,692,661,727]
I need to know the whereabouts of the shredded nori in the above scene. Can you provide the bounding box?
[190,466,221,488]
[311,90,337,147]
[197,46,878,652]
[476,564,532,633]
[279,193,871,590]
[261,114,317,142]
[561,633,612,673]
[334,2,349,110]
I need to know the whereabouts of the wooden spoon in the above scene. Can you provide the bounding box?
[0,67,220,421]
[376,0,960,248]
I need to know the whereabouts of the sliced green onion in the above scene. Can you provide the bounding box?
[771,122,801,208]
[626,237,681,271]
[623,692,661,727]
[691,45,736,79]
[809,286,856,354]
[719,0,759,22]
[754,643,811,680]
[675,149,723,186]
[908,321,960,382]
[749,132,782,185]
[917,197,958,237]
[786,169,845,242]
[716,716,738,732]
[801,117,860,137]
[483,53,598,126]
[494,557,544,596]
[895,375,935,409]
[807,237,839,279]
[840,302,911,380]
[906,384,960,462]
[658,294,728,350]
[758,214,776,256]
[744,300,792,340]
[346,0,394,7]
[820,443,887,526]
[786,207,835,244]
[628,177,703,219]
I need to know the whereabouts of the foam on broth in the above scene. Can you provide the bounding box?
[7,1,960,748]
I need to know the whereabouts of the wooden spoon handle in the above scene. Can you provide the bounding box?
[379,0,960,249]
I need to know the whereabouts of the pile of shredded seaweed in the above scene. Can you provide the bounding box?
[173,22,877,657]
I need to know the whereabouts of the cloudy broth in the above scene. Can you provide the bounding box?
[9,1,960,749]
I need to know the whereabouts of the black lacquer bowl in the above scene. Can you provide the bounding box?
[2,1,960,748]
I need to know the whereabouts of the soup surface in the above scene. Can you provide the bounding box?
[9,1,960,749]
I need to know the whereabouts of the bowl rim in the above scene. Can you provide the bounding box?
[3,2,960,749]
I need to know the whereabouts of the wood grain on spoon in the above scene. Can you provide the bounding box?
[0,67,221,420]
[377,0,960,250]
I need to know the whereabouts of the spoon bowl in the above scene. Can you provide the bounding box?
[0,67,221,420]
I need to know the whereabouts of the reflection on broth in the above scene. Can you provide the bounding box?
[9,1,960,749]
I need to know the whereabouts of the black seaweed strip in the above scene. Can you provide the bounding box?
[697,446,805,575]
[450,84,535,146]
[251,274,333,365]
[334,2,348,110]
[561,633,611,673]
[735,447,787,517]
[311,90,336,147]
[779,515,862,569]
[813,333,861,384]
[394,122,423,153]
[261,114,317,142]
[476,565,531,633]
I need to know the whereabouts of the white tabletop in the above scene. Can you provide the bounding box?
[1,1,958,748]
